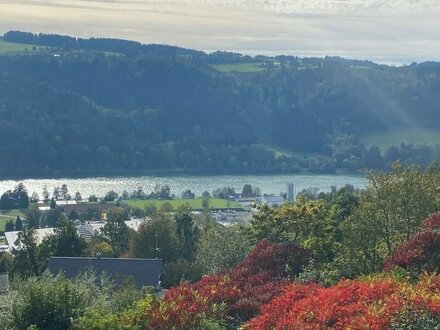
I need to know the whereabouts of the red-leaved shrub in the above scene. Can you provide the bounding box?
[384,212,440,273]
[147,240,310,329]
[245,274,440,330]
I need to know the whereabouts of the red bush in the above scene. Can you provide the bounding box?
[421,212,440,231]
[384,213,440,273]
[147,240,310,329]
[245,279,405,330]
[245,272,440,330]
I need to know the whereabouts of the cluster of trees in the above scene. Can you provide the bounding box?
[0,32,440,175]
[124,185,174,200]
[4,217,22,232]
[0,183,29,209]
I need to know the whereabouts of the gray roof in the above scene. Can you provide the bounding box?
[48,257,163,288]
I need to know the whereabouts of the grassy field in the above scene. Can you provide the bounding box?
[123,198,241,210]
[0,40,46,54]
[262,144,295,158]
[211,63,264,73]
[0,209,26,231]
[362,129,440,150]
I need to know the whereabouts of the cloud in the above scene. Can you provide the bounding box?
[0,0,439,64]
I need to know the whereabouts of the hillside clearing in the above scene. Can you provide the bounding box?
[0,40,46,54]
[362,128,440,150]
[210,63,264,73]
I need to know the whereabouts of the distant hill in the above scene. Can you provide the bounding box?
[0,30,439,176]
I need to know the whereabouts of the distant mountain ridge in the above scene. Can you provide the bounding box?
[3,30,205,58]
[0,30,439,175]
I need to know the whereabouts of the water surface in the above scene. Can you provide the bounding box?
[0,174,366,199]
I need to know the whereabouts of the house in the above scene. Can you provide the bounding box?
[256,195,286,207]
[48,257,163,289]
[55,200,77,207]
[76,218,147,241]
[63,202,114,215]
[4,228,57,250]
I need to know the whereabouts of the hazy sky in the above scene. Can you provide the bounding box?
[1,0,439,64]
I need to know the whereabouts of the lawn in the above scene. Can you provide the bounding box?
[123,198,241,210]
[362,128,440,150]
[210,63,264,73]
[0,209,26,231]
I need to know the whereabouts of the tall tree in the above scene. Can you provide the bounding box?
[175,211,198,261]
[74,191,82,201]
[196,225,251,275]
[11,229,43,278]
[102,207,130,256]
[44,221,87,257]
[45,209,65,228]
[60,184,69,200]
[248,200,325,245]
[26,204,41,229]
[5,219,15,232]
[15,216,23,231]
[129,213,179,262]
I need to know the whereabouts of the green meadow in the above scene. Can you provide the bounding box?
[362,128,440,150]
[0,40,46,54]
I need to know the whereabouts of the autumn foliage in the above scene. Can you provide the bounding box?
[142,214,440,329]
[245,273,440,329]
[147,240,310,329]
[384,212,440,273]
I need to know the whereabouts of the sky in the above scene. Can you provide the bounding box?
[0,0,439,64]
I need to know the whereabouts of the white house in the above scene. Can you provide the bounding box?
[256,195,285,207]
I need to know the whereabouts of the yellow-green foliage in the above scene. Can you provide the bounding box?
[73,294,156,330]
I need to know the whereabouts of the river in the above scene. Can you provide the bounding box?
[0,173,366,199]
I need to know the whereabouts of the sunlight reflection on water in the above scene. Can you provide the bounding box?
[0,174,366,198]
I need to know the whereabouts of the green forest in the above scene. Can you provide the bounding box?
[0,31,440,176]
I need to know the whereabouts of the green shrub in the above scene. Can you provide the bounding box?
[391,310,440,330]
[8,272,151,330]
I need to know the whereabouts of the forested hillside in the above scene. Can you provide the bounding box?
[1,31,440,175]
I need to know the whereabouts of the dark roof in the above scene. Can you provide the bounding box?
[48,257,163,288]
[63,203,114,214]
